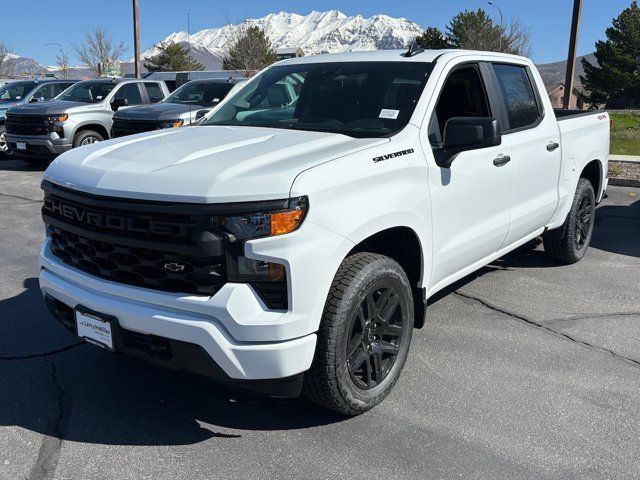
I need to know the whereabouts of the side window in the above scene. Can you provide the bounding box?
[52,83,73,97]
[32,84,55,101]
[431,66,490,142]
[114,83,143,105]
[144,82,164,103]
[492,64,540,130]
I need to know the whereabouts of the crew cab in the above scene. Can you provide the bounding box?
[38,49,609,415]
[111,78,244,137]
[0,78,77,158]
[5,78,168,161]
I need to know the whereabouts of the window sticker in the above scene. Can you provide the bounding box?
[379,109,399,120]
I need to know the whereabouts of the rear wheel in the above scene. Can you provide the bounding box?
[73,130,104,148]
[543,178,596,264]
[303,253,413,415]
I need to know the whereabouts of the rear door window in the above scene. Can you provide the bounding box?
[144,82,164,103]
[492,64,541,130]
[114,83,143,105]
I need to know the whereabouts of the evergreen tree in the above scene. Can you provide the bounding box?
[223,25,277,72]
[416,9,530,56]
[415,27,452,49]
[580,1,640,108]
[144,42,205,72]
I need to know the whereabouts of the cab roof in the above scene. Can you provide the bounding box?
[275,48,530,66]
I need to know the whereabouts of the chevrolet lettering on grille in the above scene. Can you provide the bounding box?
[43,196,189,237]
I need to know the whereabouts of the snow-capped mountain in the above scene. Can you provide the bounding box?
[143,10,424,62]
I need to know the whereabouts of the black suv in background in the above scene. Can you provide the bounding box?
[111,78,243,138]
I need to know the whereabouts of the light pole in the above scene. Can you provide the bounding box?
[133,0,141,78]
[563,0,583,109]
[488,1,503,52]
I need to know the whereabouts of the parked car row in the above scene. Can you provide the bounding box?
[0,76,242,162]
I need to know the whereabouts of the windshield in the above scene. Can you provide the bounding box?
[56,81,116,103]
[0,81,36,102]
[204,62,431,138]
[164,81,235,107]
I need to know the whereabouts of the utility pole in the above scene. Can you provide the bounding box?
[133,0,141,78]
[488,1,503,52]
[563,0,583,109]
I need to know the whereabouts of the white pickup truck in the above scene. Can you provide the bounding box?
[39,49,609,415]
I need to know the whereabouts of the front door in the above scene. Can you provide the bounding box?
[424,64,513,289]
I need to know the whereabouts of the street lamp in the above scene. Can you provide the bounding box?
[488,1,503,52]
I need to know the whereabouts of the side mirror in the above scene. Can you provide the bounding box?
[111,98,128,111]
[195,109,210,120]
[438,117,501,168]
[29,97,43,103]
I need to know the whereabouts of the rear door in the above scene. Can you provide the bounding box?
[489,63,562,246]
[425,63,513,287]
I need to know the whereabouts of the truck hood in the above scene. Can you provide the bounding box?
[7,100,88,115]
[44,125,388,203]
[114,102,206,121]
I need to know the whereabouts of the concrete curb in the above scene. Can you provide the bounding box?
[610,155,640,163]
[609,178,640,188]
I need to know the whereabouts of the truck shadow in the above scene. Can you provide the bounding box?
[0,158,48,172]
[0,279,346,447]
[591,199,640,258]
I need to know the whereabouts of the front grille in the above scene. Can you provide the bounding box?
[43,183,226,296]
[48,225,224,295]
[112,118,161,137]
[6,114,50,136]
[42,181,290,308]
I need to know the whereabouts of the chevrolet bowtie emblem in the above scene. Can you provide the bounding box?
[164,262,186,272]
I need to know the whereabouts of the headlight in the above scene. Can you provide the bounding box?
[48,113,68,123]
[214,196,308,241]
[159,119,184,129]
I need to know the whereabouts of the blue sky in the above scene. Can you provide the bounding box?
[2,0,634,65]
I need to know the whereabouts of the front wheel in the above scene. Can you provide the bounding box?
[73,130,104,148]
[303,253,414,415]
[0,124,13,159]
[543,178,596,264]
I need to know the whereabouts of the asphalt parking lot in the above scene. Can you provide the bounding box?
[0,158,639,480]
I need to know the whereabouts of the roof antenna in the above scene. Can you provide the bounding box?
[404,43,425,58]
[187,12,193,123]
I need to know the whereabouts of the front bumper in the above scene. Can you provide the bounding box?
[39,241,317,385]
[5,133,72,157]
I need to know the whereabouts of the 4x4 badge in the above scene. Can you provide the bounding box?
[164,262,186,272]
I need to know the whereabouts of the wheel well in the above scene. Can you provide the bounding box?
[75,124,110,141]
[580,160,602,196]
[349,227,426,328]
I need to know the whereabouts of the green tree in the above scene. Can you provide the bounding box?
[144,42,204,72]
[223,25,277,72]
[420,9,530,56]
[415,27,452,49]
[580,1,640,108]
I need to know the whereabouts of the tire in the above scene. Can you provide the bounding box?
[73,130,104,148]
[543,178,596,264]
[0,124,13,159]
[303,252,414,415]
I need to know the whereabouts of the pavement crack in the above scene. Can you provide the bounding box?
[0,342,84,361]
[0,192,42,204]
[28,356,69,480]
[454,290,640,369]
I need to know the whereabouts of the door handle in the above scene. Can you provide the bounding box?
[493,155,511,166]
[547,142,560,152]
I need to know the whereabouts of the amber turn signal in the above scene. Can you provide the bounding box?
[270,208,305,236]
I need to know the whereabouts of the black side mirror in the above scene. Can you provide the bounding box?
[111,98,128,111]
[195,109,210,120]
[29,97,43,103]
[437,117,501,168]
